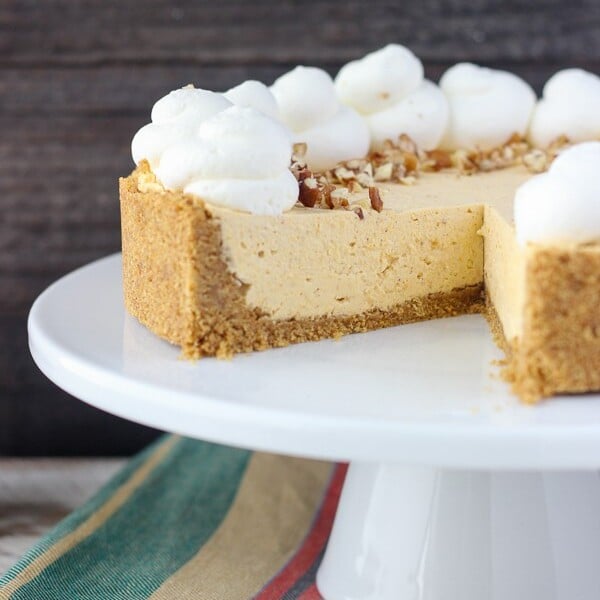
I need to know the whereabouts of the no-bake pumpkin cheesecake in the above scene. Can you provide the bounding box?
[120,45,600,403]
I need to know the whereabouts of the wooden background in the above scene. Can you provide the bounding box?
[1,0,599,455]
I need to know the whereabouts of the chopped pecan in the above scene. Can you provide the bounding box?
[522,149,549,173]
[374,162,393,181]
[322,183,335,209]
[427,149,453,171]
[353,206,365,219]
[403,152,419,172]
[298,178,320,207]
[334,166,356,181]
[296,167,313,182]
[369,187,384,212]
[397,134,418,154]
[293,131,565,213]
[330,187,350,208]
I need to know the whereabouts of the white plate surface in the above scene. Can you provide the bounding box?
[28,254,600,469]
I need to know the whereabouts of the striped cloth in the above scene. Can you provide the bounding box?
[0,436,346,600]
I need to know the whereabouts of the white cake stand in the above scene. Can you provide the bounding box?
[29,254,600,600]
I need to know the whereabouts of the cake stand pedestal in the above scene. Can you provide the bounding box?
[317,464,600,600]
[29,255,600,600]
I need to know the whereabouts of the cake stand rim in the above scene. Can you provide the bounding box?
[27,253,600,469]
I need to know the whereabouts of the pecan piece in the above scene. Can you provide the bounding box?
[330,187,350,208]
[295,167,312,181]
[298,177,320,207]
[353,206,365,220]
[427,149,453,171]
[403,152,419,172]
[322,183,336,209]
[369,187,384,212]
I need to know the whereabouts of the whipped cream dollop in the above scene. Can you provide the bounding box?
[528,69,600,148]
[157,106,298,215]
[335,44,448,151]
[270,66,370,171]
[440,63,536,151]
[514,142,600,245]
[224,80,280,120]
[131,87,232,170]
[155,106,298,215]
[132,83,283,171]
[132,88,298,215]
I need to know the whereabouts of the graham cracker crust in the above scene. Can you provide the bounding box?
[121,165,600,403]
[500,246,600,403]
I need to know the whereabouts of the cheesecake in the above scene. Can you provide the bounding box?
[121,159,599,403]
[120,46,600,403]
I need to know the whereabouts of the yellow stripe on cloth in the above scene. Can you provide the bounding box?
[1,436,179,599]
[150,453,332,600]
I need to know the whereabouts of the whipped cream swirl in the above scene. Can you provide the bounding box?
[440,63,536,151]
[271,66,370,172]
[132,88,298,215]
[131,87,232,170]
[335,44,448,151]
[224,80,280,120]
[157,106,298,215]
[528,69,600,148]
[514,142,600,245]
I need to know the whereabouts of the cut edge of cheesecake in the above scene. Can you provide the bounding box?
[120,163,600,403]
[120,165,484,351]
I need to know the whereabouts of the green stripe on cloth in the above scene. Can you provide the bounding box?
[1,437,251,600]
[149,454,333,600]
[0,434,177,591]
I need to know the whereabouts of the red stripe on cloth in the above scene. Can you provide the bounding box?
[254,463,348,599]
[297,583,323,599]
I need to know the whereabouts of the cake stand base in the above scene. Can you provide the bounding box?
[317,462,600,600]
[27,256,600,600]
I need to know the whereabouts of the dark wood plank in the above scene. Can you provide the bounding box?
[0,118,130,311]
[1,0,598,67]
[0,66,286,116]
[4,61,600,120]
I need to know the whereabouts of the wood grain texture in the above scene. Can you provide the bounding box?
[0,459,124,572]
[1,0,599,454]
[2,0,599,66]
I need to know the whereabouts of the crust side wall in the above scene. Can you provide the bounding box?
[120,170,202,348]
[509,245,600,402]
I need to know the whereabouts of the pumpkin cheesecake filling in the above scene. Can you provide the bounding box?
[211,168,532,321]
